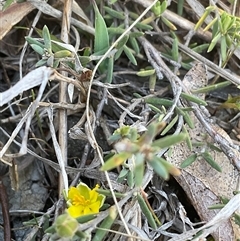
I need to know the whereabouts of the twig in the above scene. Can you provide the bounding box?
[58,0,72,197]
[0,178,11,241]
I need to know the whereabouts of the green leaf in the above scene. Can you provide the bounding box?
[100,152,131,171]
[160,16,177,30]
[129,36,140,54]
[137,69,155,77]
[220,36,227,62]
[106,57,114,83]
[103,6,125,20]
[149,72,157,93]
[76,214,97,223]
[180,153,198,168]
[117,168,129,183]
[54,50,72,58]
[42,25,52,51]
[137,193,158,229]
[160,158,181,176]
[123,45,137,65]
[182,125,192,150]
[182,111,195,129]
[149,156,169,179]
[127,169,134,188]
[25,36,45,49]
[134,153,145,186]
[30,44,44,55]
[92,206,117,241]
[115,35,129,49]
[208,32,221,52]
[152,133,187,149]
[180,92,207,106]
[93,1,109,53]
[171,37,179,61]
[201,152,222,172]
[233,213,240,227]
[35,59,47,67]
[161,115,179,135]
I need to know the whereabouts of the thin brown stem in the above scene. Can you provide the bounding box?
[0,178,11,241]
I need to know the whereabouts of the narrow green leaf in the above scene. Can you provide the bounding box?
[106,57,114,83]
[145,97,173,107]
[208,32,221,52]
[191,44,209,53]
[54,50,72,58]
[180,153,198,168]
[127,170,134,188]
[92,206,117,241]
[137,194,158,229]
[134,21,153,30]
[116,35,129,49]
[191,80,231,94]
[30,44,44,55]
[152,133,187,149]
[25,37,45,49]
[194,6,215,30]
[160,16,177,30]
[181,92,207,106]
[138,122,166,145]
[134,153,145,186]
[201,152,222,172]
[171,37,179,61]
[149,72,157,93]
[108,27,125,35]
[149,157,169,179]
[117,168,129,180]
[129,32,144,38]
[137,69,155,77]
[92,0,109,53]
[97,189,126,198]
[182,111,195,129]
[233,213,240,227]
[114,47,123,61]
[182,125,192,150]
[161,115,179,135]
[35,59,47,67]
[103,6,125,20]
[203,17,218,32]
[42,25,52,51]
[220,36,227,62]
[123,45,137,65]
[160,158,181,176]
[100,152,131,171]
[76,214,97,223]
[208,204,225,209]
[129,36,140,54]
[177,0,184,15]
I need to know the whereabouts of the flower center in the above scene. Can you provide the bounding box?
[72,194,90,206]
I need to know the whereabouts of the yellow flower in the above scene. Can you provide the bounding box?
[66,183,105,218]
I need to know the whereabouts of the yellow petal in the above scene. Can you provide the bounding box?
[68,187,78,198]
[68,205,84,218]
[77,183,91,199]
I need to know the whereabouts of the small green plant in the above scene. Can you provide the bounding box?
[195,6,240,64]
[101,121,187,186]
[26,25,72,68]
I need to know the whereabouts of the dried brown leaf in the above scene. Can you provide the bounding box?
[0,2,35,40]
